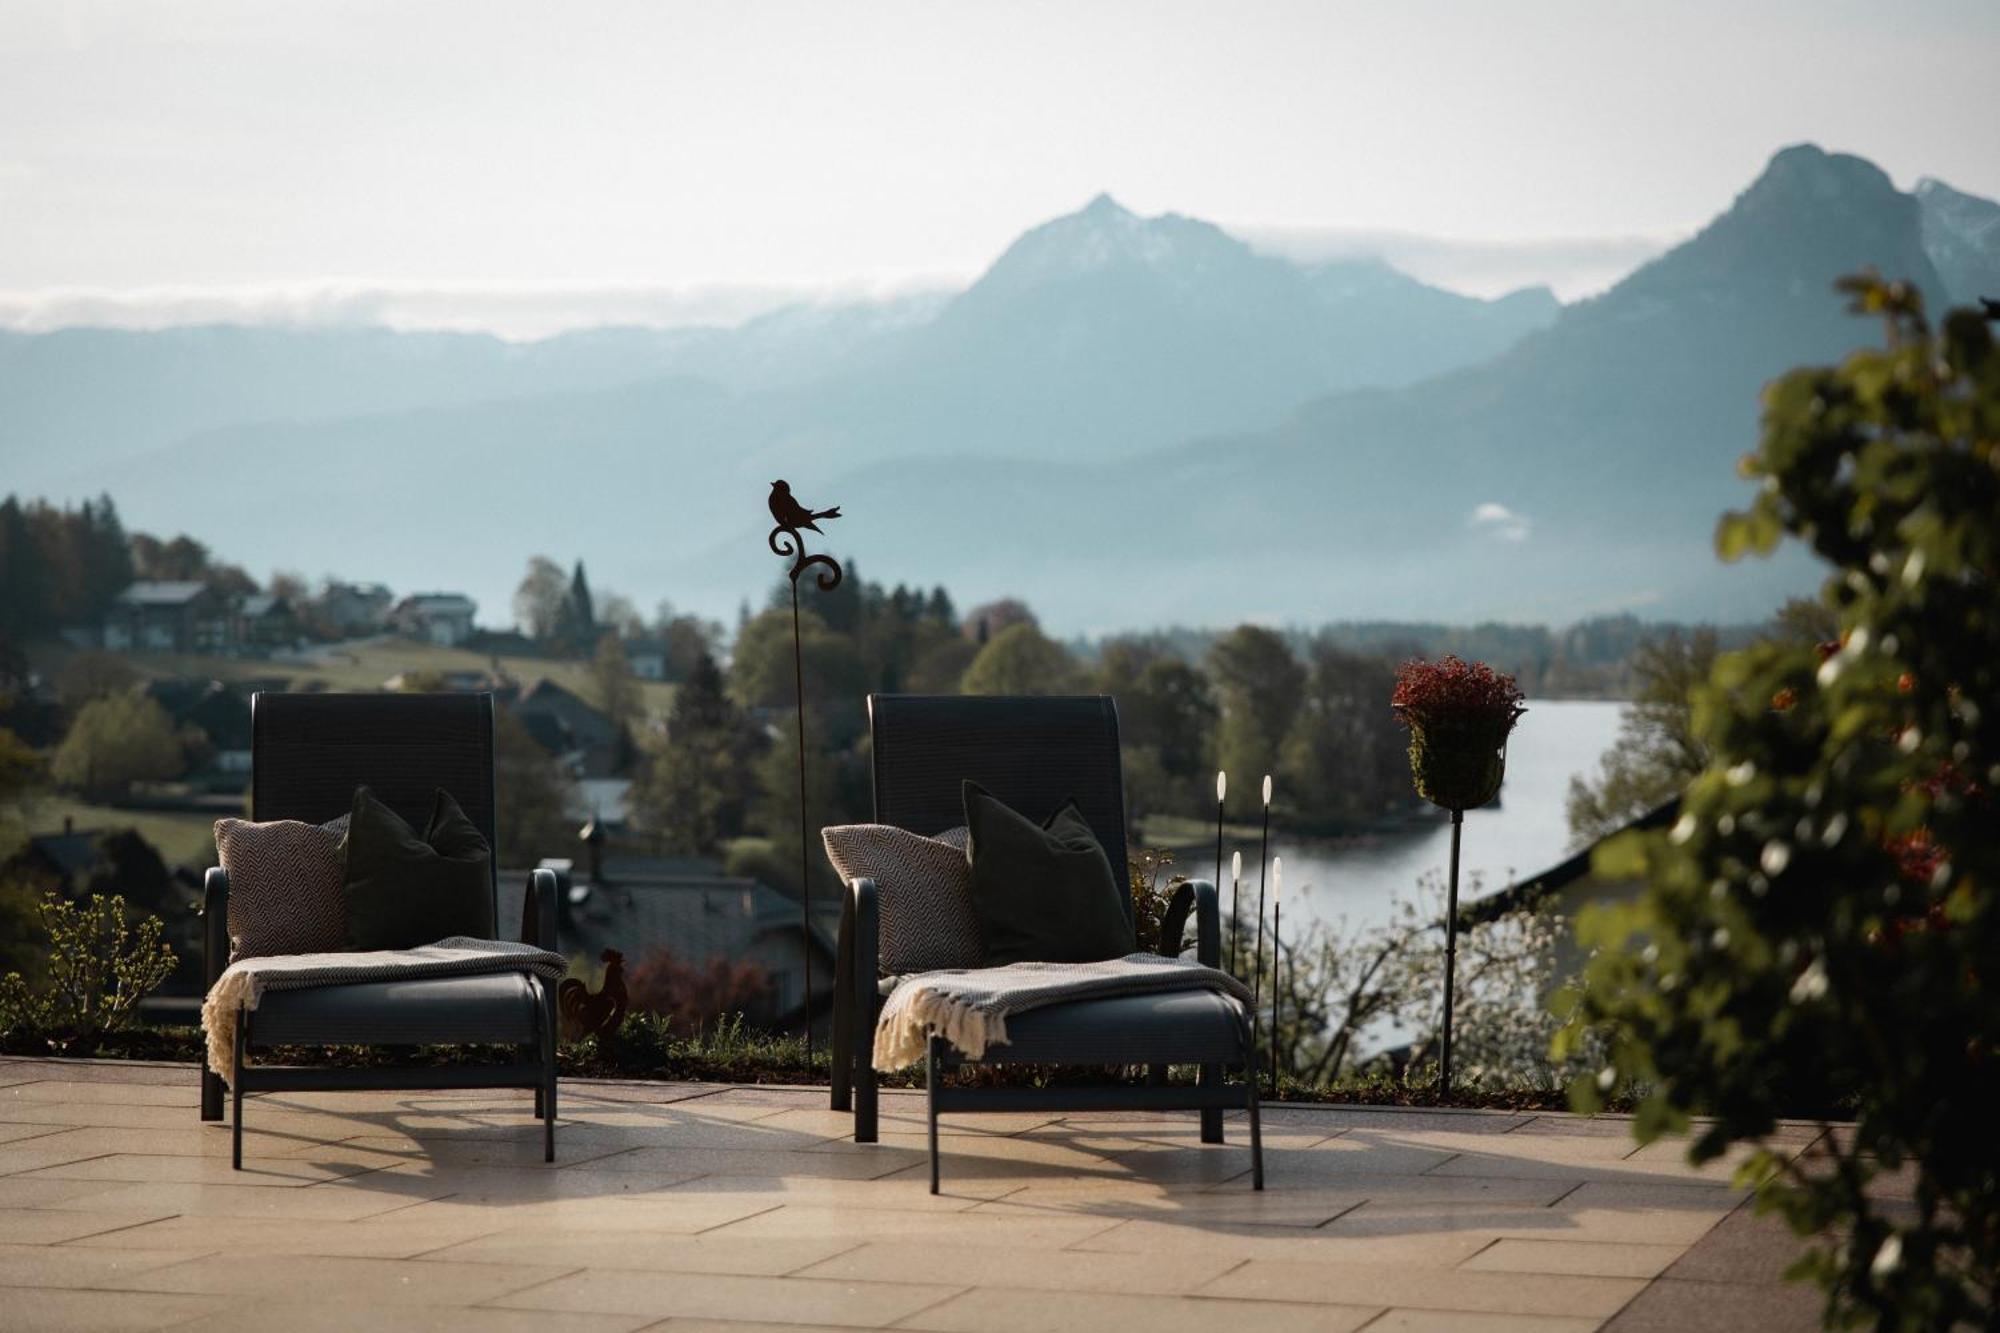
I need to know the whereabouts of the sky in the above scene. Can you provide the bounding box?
[3,0,1997,338]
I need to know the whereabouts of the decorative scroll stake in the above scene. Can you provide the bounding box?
[1269,857,1282,1093]
[1251,774,1272,1015]
[766,480,844,1067]
[1229,850,1243,977]
[1213,771,1227,963]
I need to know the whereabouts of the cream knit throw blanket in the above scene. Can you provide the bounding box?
[873,952,1253,1071]
[202,936,567,1083]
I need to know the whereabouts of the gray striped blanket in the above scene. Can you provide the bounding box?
[873,952,1253,1070]
[202,937,567,1082]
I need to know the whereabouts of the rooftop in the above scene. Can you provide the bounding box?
[0,1057,1829,1331]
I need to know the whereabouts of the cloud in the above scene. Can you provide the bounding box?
[0,275,954,342]
[1470,502,1532,542]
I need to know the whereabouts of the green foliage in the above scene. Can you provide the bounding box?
[959,622,1081,695]
[1562,278,1999,1327]
[1280,644,1405,831]
[51,693,184,800]
[1565,628,1719,844]
[630,653,761,856]
[1207,625,1305,785]
[0,892,176,1040]
[493,706,582,865]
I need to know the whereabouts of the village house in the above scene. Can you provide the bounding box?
[514,677,623,777]
[391,591,478,645]
[316,581,394,636]
[229,593,299,655]
[101,581,230,654]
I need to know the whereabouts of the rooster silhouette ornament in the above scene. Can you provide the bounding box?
[558,949,628,1043]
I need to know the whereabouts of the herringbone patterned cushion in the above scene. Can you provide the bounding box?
[822,823,982,975]
[215,813,350,962]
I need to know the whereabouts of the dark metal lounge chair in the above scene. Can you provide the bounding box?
[198,692,562,1168]
[829,694,1263,1192]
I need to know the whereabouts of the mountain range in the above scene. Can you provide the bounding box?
[5,144,1996,634]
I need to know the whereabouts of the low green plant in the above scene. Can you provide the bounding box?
[0,892,177,1040]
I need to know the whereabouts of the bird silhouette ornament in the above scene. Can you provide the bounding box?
[766,479,844,591]
[558,948,628,1042]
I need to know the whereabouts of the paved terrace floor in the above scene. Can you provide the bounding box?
[0,1057,1827,1333]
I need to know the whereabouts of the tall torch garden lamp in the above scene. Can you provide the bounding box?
[1390,655,1526,1095]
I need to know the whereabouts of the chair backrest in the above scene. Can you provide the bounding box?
[252,692,499,922]
[869,694,1131,909]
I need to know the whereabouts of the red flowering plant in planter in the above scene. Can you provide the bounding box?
[1391,655,1528,812]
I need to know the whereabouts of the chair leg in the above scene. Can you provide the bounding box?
[540,983,558,1163]
[200,1063,224,1122]
[854,1012,878,1144]
[1245,1067,1265,1191]
[926,1035,943,1196]
[231,1005,246,1170]
[1199,1060,1224,1144]
[830,900,854,1113]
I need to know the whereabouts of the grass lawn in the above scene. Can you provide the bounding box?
[31,636,677,718]
[20,794,221,867]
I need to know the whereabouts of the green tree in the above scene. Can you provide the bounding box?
[1561,279,1999,1327]
[630,653,758,855]
[960,622,1080,695]
[728,607,869,742]
[1207,625,1305,787]
[493,707,580,866]
[512,555,568,641]
[53,651,137,712]
[590,633,643,734]
[1564,628,1719,844]
[51,695,183,801]
[1278,642,1403,830]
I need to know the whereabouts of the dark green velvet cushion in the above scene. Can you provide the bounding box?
[340,785,494,951]
[962,780,1133,966]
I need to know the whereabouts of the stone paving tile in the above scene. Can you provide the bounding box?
[0,1206,179,1244]
[897,1287,1381,1333]
[20,1147,402,1187]
[656,1171,1020,1210]
[488,1268,964,1326]
[705,1202,1123,1248]
[585,1144,921,1180]
[1323,1201,1731,1247]
[0,1176,129,1208]
[1462,1236,1686,1278]
[761,1106,1060,1139]
[1071,1216,1493,1267]
[173,1303,654,1333]
[1208,1170,1577,1205]
[2,1080,199,1107]
[0,1241,214,1288]
[1200,1259,1646,1317]
[0,1121,77,1146]
[386,1189,787,1235]
[422,1226,855,1275]
[798,1238,1244,1296]
[0,1289,226,1333]
[972,1181,1357,1228]
[1601,1276,1822,1332]
[70,1211,520,1259]
[1363,1311,1601,1332]
[322,1162,707,1202]
[36,1178,447,1222]
[103,1252,576,1307]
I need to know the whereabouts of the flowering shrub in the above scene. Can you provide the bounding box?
[1391,656,1527,810]
[1560,278,1998,1328]
[1390,654,1528,727]
[0,893,176,1041]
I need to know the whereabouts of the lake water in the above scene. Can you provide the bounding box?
[1212,699,1625,941]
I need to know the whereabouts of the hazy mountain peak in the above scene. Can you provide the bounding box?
[1914,176,2000,305]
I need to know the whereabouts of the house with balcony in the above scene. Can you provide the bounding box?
[391,592,478,645]
[102,582,230,654]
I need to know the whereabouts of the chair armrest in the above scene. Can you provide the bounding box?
[202,867,230,989]
[521,868,560,951]
[1161,878,1220,969]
